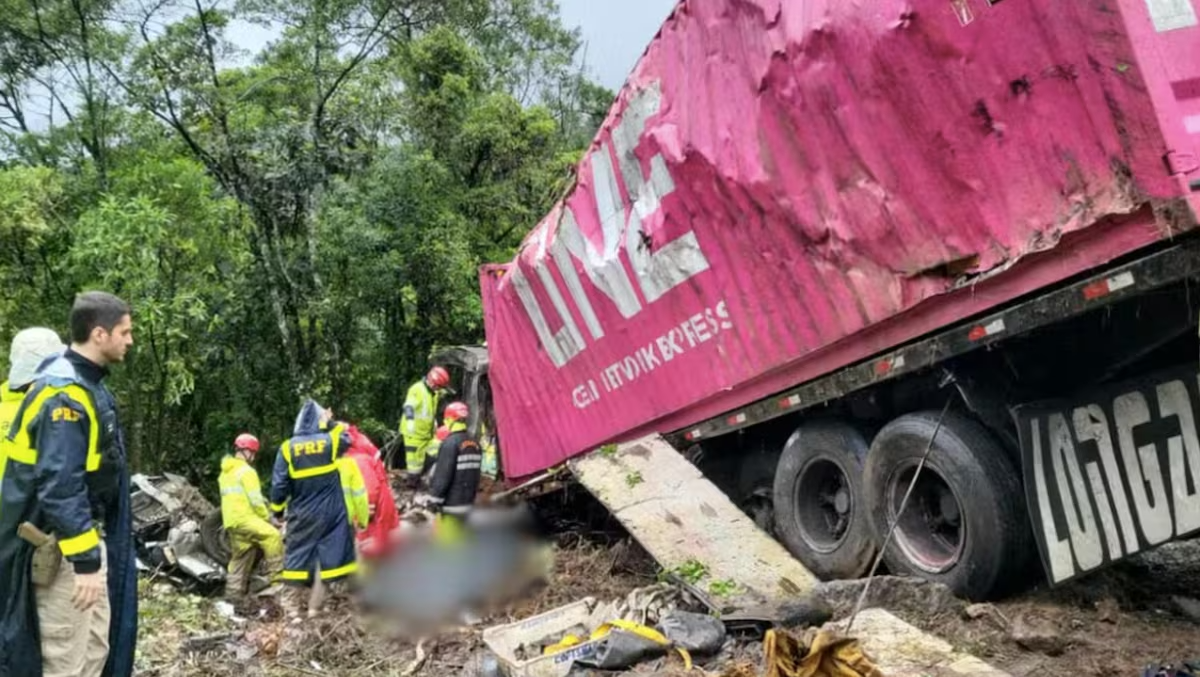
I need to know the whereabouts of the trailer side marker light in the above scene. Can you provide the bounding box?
[1083,271,1135,300]
[727,413,747,426]
[875,354,906,375]
[968,319,1006,341]
[780,394,802,409]
[685,430,702,441]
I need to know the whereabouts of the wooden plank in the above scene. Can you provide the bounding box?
[570,435,818,605]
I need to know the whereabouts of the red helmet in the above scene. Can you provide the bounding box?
[427,366,450,389]
[444,401,469,422]
[234,433,260,453]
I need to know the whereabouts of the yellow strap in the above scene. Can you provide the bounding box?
[543,635,583,656]
[280,569,310,581]
[269,501,288,512]
[590,620,692,671]
[319,561,357,579]
[290,463,338,479]
[58,528,100,556]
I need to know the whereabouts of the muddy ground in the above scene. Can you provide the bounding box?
[136,490,1200,677]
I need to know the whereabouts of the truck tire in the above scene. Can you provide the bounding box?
[863,411,1031,600]
[200,510,232,565]
[772,422,876,580]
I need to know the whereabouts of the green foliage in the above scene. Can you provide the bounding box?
[0,167,63,238]
[625,470,644,488]
[667,559,710,586]
[0,0,611,492]
[708,579,742,598]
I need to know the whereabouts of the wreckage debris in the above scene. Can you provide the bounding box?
[482,579,889,677]
[132,473,231,592]
[1142,662,1200,677]
[658,610,726,654]
[761,627,881,677]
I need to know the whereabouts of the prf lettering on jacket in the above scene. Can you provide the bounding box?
[51,407,80,423]
[298,440,327,456]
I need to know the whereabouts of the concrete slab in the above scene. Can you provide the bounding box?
[570,434,818,606]
[831,608,1011,676]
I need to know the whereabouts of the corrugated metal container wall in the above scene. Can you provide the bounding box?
[481,0,1200,478]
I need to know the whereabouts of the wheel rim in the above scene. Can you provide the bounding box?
[886,462,965,574]
[794,458,854,554]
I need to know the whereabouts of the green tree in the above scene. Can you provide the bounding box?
[69,152,250,470]
[0,0,617,486]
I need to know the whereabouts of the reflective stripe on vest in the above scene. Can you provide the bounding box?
[59,528,101,556]
[236,465,265,506]
[281,424,346,479]
[3,383,100,472]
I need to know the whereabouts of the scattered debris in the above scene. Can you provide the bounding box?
[762,626,881,677]
[1171,596,1200,624]
[964,602,1010,630]
[131,482,1200,677]
[659,610,726,654]
[131,473,228,593]
[180,632,236,654]
[401,639,429,676]
[830,608,1010,676]
[1096,597,1121,624]
[1008,615,1068,657]
[813,576,964,621]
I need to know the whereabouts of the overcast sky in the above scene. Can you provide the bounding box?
[228,0,679,91]
[559,0,678,90]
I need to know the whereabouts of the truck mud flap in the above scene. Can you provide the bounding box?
[1018,364,1200,586]
[569,435,818,605]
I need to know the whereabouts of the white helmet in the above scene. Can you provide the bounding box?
[9,328,66,389]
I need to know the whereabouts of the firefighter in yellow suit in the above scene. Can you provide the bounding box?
[218,433,283,599]
[399,366,451,484]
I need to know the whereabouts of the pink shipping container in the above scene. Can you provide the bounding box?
[480,0,1200,479]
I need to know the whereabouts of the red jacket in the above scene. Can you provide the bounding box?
[343,425,399,557]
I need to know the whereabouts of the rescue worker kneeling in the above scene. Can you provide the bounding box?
[418,402,481,543]
[218,433,283,599]
[269,400,364,618]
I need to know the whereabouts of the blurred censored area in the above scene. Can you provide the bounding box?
[359,504,550,633]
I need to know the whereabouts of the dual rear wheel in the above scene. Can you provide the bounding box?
[771,411,1032,600]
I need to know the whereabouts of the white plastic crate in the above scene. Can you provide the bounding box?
[482,597,604,677]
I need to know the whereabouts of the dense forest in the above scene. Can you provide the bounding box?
[0,0,612,484]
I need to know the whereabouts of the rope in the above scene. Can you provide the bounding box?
[846,396,954,634]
